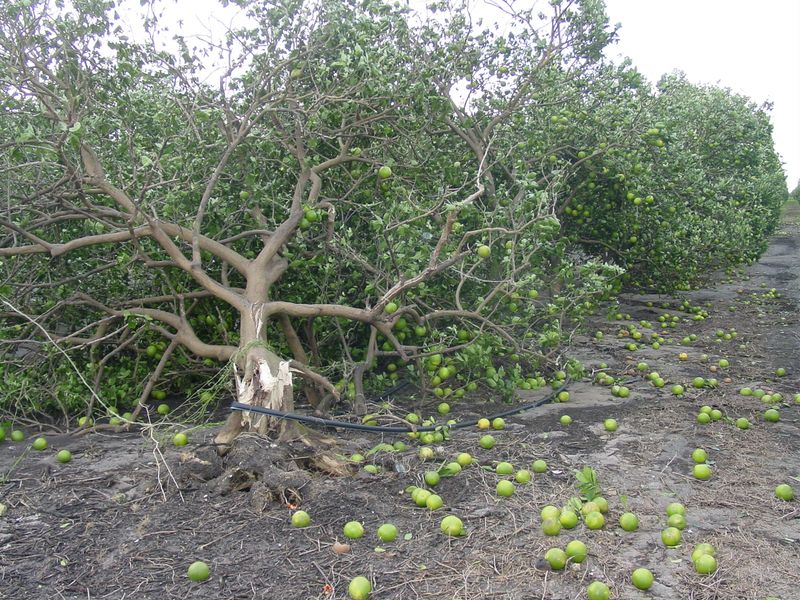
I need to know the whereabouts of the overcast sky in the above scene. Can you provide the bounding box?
[603,0,800,188]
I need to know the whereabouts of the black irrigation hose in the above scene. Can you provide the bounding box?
[229,381,571,434]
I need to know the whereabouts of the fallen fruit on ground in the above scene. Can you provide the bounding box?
[667,513,687,530]
[495,462,514,475]
[619,512,639,531]
[440,515,464,536]
[515,469,532,484]
[593,497,609,513]
[187,561,210,582]
[603,418,618,432]
[691,448,708,463]
[173,432,188,446]
[426,494,444,510]
[774,483,795,501]
[693,464,712,480]
[565,539,587,563]
[377,523,398,542]
[156,403,170,415]
[291,510,311,527]
[661,526,682,547]
[343,521,365,539]
[631,567,654,590]
[559,510,578,529]
[496,480,515,497]
[348,575,372,600]
[586,581,611,600]
[736,417,750,429]
[424,471,441,486]
[763,408,780,422]
[532,459,547,473]
[666,502,686,517]
[491,417,505,430]
[11,430,24,442]
[544,547,567,570]
[694,553,717,574]
[691,543,716,562]
[56,450,72,464]
[560,414,572,425]
[542,518,561,536]
[479,435,495,449]
[477,418,490,429]
[32,437,47,451]
[541,505,561,521]
[584,511,605,530]
[456,452,473,467]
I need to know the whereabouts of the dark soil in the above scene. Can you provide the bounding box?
[2,205,799,600]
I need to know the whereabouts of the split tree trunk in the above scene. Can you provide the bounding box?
[214,308,296,453]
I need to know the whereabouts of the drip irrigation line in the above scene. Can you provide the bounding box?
[229,381,573,434]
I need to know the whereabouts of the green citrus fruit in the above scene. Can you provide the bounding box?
[541,505,561,521]
[491,417,505,430]
[603,418,618,432]
[631,567,654,590]
[11,430,24,442]
[593,497,609,513]
[542,518,561,536]
[584,511,605,530]
[424,471,441,486]
[343,521,365,539]
[348,575,372,599]
[691,448,708,463]
[531,459,547,473]
[666,502,685,516]
[456,452,473,466]
[560,414,572,425]
[544,547,567,570]
[515,469,532,484]
[565,539,587,563]
[775,484,795,501]
[56,450,72,463]
[187,560,210,582]
[440,515,463,536]
[586,581,610,600]
[479,435,495,449]
[426,494,444,510]
[763,409,780,422]
[496,462,514,475]
[693,464,712,480]
[661,526,682,547]
[559,509,578,529]
[477,244,491,258]
[156,403,170,416]
[694,554,717,574]
[691,543,716,562]
[291,510,311,527]
[667,513,687,530]
[697,412,711,424]
[377,523,398,542]
[736,417,750,429]
[32,437,47,451]
[619,512,639,531]
[496,480,515,497]
[173,432,188,446]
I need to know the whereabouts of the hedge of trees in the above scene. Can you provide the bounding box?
[0,0,787,444]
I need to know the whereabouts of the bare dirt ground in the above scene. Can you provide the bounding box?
[1,205,799,600]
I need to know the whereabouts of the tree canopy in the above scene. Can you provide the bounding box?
[0,0,787,440]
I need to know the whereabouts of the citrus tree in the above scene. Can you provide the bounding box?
[0,0,623,448]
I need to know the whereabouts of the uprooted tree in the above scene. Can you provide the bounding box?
[0,0,786,451]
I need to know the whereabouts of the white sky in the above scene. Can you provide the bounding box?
[119,0,799,189]
[603,0,800,188]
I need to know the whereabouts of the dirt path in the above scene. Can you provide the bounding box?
[1,205,799,600]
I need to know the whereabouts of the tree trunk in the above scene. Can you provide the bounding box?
[214,310,295,453]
